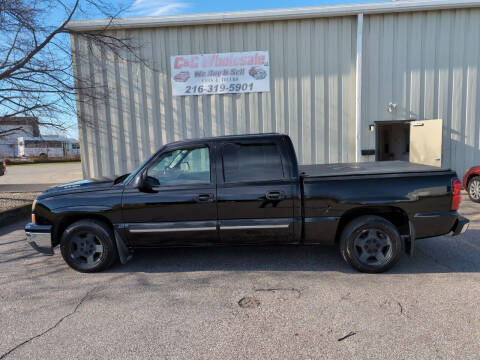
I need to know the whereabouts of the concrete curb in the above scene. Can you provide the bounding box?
[0,184,58,193]
[0,204,31,228]
[6,159,81,165]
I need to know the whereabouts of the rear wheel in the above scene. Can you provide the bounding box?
[340,215,403,273]
[468,176,480,203]
[60,219,118,273]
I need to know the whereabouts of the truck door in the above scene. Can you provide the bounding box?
[409,119,443,167]
[121,143,217,247]
[216,138,296,245]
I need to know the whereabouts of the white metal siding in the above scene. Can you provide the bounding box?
[362,9,480,176]
[67,1,480,31]
[72,17,357,178]
[72,6,480,179]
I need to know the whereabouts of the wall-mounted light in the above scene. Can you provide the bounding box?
[386,102,398,113]
[369,124,375,132]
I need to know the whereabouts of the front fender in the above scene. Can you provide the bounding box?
[46,207,122,247]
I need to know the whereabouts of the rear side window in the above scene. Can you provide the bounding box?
[222,143,284,182]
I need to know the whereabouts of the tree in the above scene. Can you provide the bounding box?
[0,0,141,137]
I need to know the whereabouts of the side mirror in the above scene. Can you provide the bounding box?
[133,171,146,189]
[139,175,160,193]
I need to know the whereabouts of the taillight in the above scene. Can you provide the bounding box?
[2,161,5,168]
[452,178,462,211]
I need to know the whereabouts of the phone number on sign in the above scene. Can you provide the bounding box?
[185,83,255,94]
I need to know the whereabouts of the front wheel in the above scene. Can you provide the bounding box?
[468,176,480,203]
[60,219,118,273]
[340,215,403,273]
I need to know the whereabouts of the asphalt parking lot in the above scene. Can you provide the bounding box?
[1,198,479,360]
[0,162,82,192]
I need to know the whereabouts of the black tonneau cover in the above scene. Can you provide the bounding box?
[300,161,451,178]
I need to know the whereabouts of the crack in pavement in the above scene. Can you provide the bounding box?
[0,287,97,360]
[393,299,413,320]
[254,287,302,298]
[338,331,356,341]
[397,301,403,314]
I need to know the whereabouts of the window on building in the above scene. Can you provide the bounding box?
[222,143,284,183]
[24,140,63,148]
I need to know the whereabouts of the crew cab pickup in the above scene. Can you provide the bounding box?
[25,134,469,273]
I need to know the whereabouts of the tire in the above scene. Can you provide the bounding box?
[467,176,480,203]
[39,153,48,160]
[60,219,118,273]
[340,215,403,273]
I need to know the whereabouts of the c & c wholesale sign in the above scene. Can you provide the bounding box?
[171,51,270,96]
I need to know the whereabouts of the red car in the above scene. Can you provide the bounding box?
[173,71,190,82]
[463,166,480,202]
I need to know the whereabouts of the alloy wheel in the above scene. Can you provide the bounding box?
[353,228,393,267]
[69,232,104,265]
[469,179,480,200]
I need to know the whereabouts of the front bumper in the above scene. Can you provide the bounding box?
[451,216,469,236]
[25,222,54,255]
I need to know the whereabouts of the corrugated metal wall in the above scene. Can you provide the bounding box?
[72,17,357,178]
[362,9,480,176]
[73,7,480,179]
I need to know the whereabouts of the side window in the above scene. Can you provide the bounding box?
[222,143,284,183]
[147,147,210,186]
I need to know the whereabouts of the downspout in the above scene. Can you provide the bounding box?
[355,13,364,162]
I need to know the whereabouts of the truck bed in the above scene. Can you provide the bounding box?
[299,161,451,178]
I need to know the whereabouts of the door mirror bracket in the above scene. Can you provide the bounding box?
[135,172,160,193]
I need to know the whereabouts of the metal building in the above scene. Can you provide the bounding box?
[68,0,480,178]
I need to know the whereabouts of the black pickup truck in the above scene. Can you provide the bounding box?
[25,133,469,273]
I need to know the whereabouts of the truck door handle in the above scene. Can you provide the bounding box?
[195,193,214,202]
[265,191,285,200]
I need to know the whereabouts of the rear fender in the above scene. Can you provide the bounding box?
[336,206,413,255]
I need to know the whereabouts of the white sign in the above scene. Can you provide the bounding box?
[171,51,270,96]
